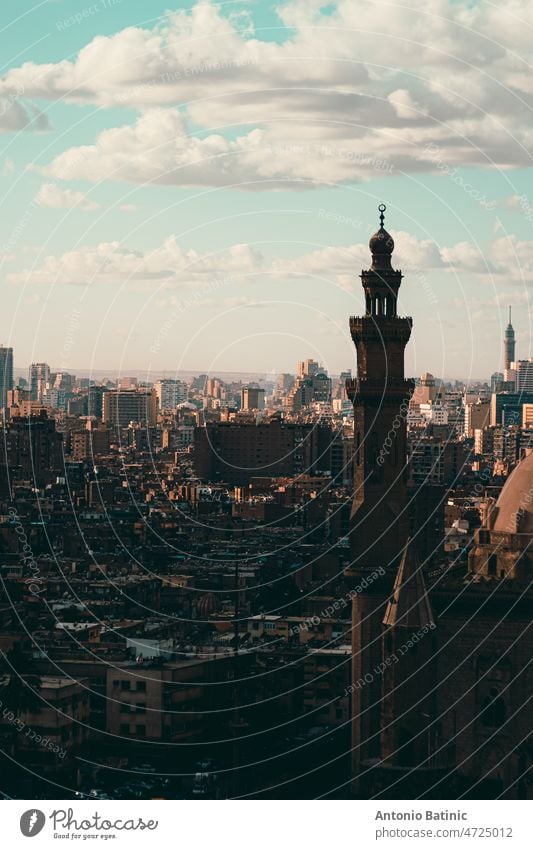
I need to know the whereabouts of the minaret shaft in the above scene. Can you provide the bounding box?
[347,206,414,573]
[347,206,415,787]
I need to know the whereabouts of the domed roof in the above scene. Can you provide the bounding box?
[491,450,533,534]
[197,592,220,617]
[369,227,394,256]
[368,204,395,271]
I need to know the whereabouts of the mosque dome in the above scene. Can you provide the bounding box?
[491,450,533,535]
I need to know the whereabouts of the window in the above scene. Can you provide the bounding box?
[120,681,131,691]
[136,725,146,737]
[480,688,506,728]
[120,724,129,735]
[136,703,146,714]
[136,681,146,693]
[120,704,131,714]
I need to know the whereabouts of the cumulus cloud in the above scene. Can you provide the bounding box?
[13,228,529,290]
[0,97,49,133]
[8,236,264,287]
[35,182,100,211]
[271,230,449,291]
[40,110,278,188]
[2,1,533,179]
[489,234,533,278]
[40,108,411,188]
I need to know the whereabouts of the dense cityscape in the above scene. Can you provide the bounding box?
[0,212,531,800]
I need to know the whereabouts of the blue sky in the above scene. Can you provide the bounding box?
[0,0,532,380]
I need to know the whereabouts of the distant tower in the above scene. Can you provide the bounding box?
[346,205,414,787]
[0,346,14,411]
[504,306,515,370]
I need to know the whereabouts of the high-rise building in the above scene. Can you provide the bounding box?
[288,363,332,412]
[193,419,334,485]
[464,399,491,437]
[29,362,50,401]
[154,379,187,411]
[0,346,14,411]
[523,404,533,428]
[87,384,107,418]
[102,389,158,428]
[297,358,321,378]
[503,305,515,370]
[241,386,265,410]
[513,358,533,393]
[490,391,533,426]
[345,205,414,781]
[411,371,437,406]
[51,372,76,393]
[0,412,62,486]
[204,378,224,400]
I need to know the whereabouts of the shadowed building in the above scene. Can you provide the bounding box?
[346,206,414,785]
[347,209,533,799]
[193,418,334,485]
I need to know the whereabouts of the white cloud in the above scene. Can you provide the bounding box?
[440,241,491,273]
[271,231,448,290]
[0,97,49,133]
[40,110,279,188]
[489,234,533,278]
[35,182,100,211]
[387,89,428,120]
[1,2,532,180]
[8,227,515,292]
[8,235,264,287]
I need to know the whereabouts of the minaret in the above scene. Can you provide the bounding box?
[346,205,415,788]
[504,306,515,371]
[347,205,414,569]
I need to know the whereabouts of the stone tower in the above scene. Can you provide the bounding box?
[346,205,414,785]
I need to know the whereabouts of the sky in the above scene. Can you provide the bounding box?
[0,0,532,381]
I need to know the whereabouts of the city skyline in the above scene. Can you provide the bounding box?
[0,0,532,815]
[0,1,532,377]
